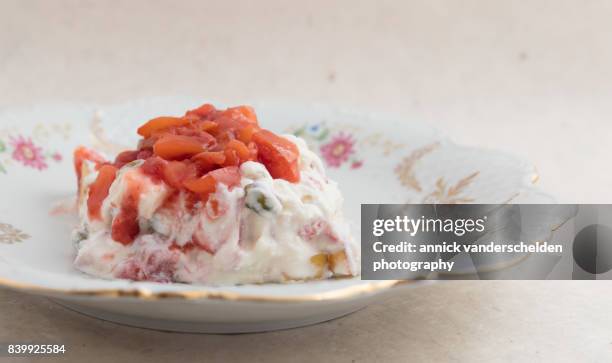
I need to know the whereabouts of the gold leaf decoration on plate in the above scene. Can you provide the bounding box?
[33,122,72,141]
[0,223,30,244]
[90,111,130,155]
[423,171,479,204]
[395,142,440,192]
[361,132,407,155]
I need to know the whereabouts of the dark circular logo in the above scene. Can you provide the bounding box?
[573,224,612,274]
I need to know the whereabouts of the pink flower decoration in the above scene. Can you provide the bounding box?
[320,133,355,168]
[10,135,47,170]
[350,160,363,169]
[51,152,63,162]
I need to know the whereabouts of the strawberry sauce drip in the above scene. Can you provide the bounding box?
[110,178,141,245]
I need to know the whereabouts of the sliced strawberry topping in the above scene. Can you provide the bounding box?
[183,166,241,201]
[224,105,258,123]
[208,166,241,188]
[137,116,192,138]
[87,164,118,220]
[162,161,198,189]
[183,173,216,196]
[252,129,300,182]
[132,103,298,183]
[113,150,139,168]
[153,134,209,160]
[185,103,216,119]
[224,139,253,166]
[141,156,166,182]
[74,146,107,188]
[192,151,226,173]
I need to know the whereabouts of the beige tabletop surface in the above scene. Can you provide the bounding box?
[1,1,611,362]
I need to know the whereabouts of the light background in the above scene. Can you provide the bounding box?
[1,1,611,362]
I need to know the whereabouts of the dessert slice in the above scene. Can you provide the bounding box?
[72,103,360,285]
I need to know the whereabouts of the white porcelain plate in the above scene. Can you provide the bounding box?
[0,97,550,333]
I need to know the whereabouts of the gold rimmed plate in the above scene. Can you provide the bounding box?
[0,97,546,332]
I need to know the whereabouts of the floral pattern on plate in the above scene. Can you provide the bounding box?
[0,121,69,173]
[292,123,364,169]
[0,223,30,244]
